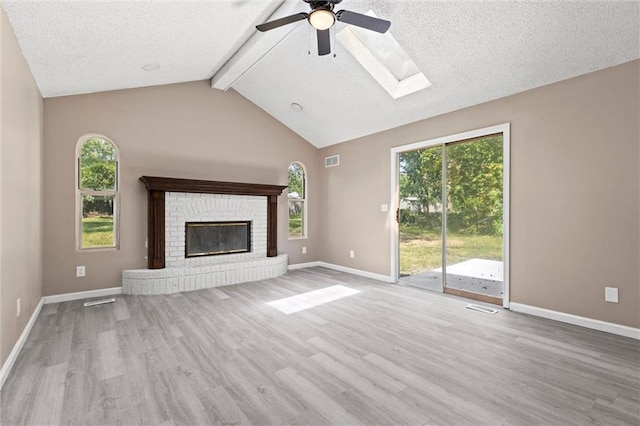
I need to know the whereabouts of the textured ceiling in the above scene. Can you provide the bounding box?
[1,0,279,97]
[233,0,640,147]
[2,1,639,148]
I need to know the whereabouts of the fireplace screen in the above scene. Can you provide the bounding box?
[185,221,251,257]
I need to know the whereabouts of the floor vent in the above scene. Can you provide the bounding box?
[466,304,498,314]
[84,298,116,307]
[325,155,340,168]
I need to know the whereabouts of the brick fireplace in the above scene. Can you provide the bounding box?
[122,176,288,295]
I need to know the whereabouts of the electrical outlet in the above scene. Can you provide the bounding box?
[76,265,86,277]
[17,298,21,318]
[605,287,619,303]
[302,246,307,254]
[349,250,355,258]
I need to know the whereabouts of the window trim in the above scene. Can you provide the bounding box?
[287,161,308,240]
[75,134,121,251]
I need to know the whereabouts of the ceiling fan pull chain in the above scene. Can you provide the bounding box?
[331,25,337,58]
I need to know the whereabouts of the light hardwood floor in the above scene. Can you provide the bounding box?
[1,267,639,425]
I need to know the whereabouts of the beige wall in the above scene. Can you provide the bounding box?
[0,8,43,367]
[40,56,639,329]
[43,82,319,296]
[319,60,640,328]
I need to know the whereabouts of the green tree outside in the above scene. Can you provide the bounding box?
[288,163,304,197]
[80,138,117,217]
[447,136,503,235]
[400,135,502,235]
[399,135,503,275]
[79,138,117,247]
[288,163,305,236]
[80,138,116,190]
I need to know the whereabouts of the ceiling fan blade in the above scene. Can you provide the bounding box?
[317,29,331,56]
[256,12,308,32]
[336,10,390,33]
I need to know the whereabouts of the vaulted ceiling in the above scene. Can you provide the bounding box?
[3,1,639,148]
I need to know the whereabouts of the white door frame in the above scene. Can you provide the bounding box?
[390,123,511,308]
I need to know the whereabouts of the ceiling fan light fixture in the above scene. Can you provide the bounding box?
[308,9,335,30]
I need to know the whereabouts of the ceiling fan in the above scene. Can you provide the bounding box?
[256,0,391,56]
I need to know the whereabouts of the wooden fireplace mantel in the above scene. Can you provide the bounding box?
[140,176,287,269]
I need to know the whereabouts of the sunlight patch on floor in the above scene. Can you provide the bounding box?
[266,285,361,314]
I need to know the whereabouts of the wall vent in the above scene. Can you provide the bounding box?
[325,155,340,168]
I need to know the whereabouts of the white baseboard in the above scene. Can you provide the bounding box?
[510,302,640,340]
[42,286,123,304]
[1,286,124,390]
[289,261,393,283]
[318,262,393,283]
[0,298,43,390]
[288,264,638,340]
[288,261,322,270]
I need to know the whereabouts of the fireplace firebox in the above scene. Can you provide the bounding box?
[185,221,251,257]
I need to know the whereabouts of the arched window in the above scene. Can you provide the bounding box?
[288,162,307,238]
[76,135,119,249]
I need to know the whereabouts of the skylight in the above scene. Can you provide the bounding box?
[337,11,431,99]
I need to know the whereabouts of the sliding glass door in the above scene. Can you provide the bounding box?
[395,128,507,306]
[444,135,504,304]
[398,145,443,292]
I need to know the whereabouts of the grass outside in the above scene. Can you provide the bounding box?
[82,216,115,248]
[400,223,502,275]
[83,216,498,267]
[289,213,303,236]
